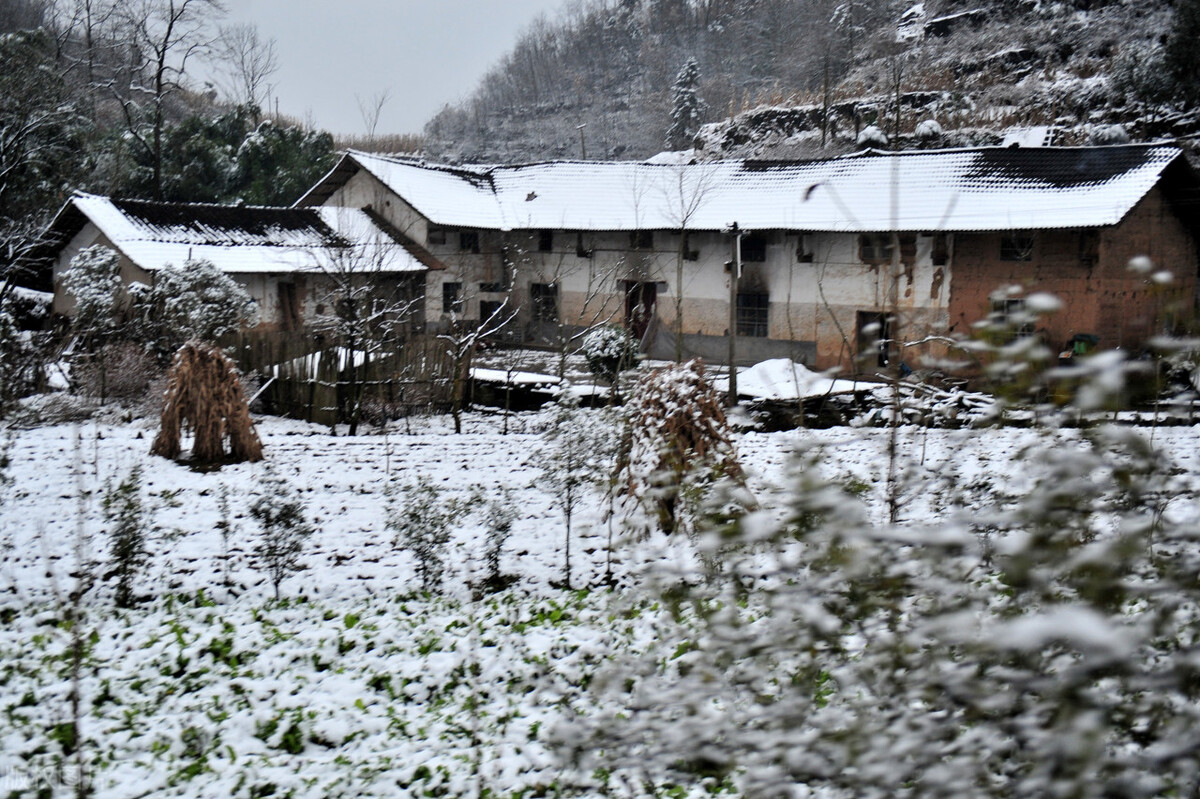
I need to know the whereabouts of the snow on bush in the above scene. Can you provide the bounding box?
[563,373,1200,796]
[915,117,943,138]
[136,258,258,358]
[250,467,314,600]
[387,474,475,593]
[856,124,889,147]
[62,245,126,345]
[579,324,639,384]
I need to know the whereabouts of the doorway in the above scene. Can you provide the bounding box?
[625,281,658,343]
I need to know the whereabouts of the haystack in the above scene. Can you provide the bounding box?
[151,341,263,464]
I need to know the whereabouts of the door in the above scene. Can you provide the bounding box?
[625,282,657,343]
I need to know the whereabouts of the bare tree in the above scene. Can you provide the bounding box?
[213,22,277,111]
[661,162,715,362]
[356,88,391,139]
[109,0,225,199]
[313,225,423,436]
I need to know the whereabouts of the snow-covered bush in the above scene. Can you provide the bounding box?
[250,467,313,600]
[75,342,160,404]
[856,124,889,148]
[563,365,1200,797]
[0,302,22,417]
[62,245,127,346]
[1089,123,1130,145]
[9,393,98,428]
[580,325,639,387]
[135,259,258,359]
[481,489,518,591]
[103,466,149,608]
[915,118,943,139]
[622,359,743,535]
[387,475,473,593]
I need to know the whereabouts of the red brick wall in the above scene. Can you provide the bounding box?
[947,187,1196,355]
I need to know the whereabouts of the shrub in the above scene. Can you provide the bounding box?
[481,489,518,590]
[76,342,161,404]
[132,259,258,361]
[387,475,472,593]
[580,325,639,386]
[103,466,149,608]
[249,467,313,600]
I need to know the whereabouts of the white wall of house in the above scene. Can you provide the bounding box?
[323,170,429,243]
[416,225,952,368]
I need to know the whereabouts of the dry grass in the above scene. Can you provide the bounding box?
[151,342,263,465]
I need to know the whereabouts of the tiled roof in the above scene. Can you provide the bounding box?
[50,194,428,274]
[316,145,1184,233]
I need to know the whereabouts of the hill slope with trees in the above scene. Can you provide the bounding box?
[422,0,1199,164]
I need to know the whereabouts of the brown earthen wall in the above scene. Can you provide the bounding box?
[947,187,1196,354]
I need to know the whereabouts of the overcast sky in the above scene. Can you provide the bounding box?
[218,0,567,136]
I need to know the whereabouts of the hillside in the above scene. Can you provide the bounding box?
[422,0,1195,164]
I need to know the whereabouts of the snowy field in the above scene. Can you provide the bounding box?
[2,410,1200,797]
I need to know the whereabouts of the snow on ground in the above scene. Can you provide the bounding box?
[3,410,1200,796]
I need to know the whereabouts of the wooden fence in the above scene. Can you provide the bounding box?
[219,330,458,427]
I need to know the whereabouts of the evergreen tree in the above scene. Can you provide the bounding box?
[666,57,706,151]
[1165,0,1200,105]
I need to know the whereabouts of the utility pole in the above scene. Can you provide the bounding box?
[727,222,742,407]
[576,123,588,160]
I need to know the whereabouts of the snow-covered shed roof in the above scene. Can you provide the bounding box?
[298,145,1189,234]
[42,193,430,275]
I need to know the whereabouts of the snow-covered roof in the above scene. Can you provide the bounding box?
[303,145,1186,233]
[49,194,428,274]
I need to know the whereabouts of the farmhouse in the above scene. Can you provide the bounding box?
[35,193,432,330]
[37,144,1200,373]
[297,143,1200,371]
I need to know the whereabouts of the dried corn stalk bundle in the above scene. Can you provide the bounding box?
[151,341,263,464]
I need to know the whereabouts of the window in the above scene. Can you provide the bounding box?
[575,232,593,259]
[1079,229,1099,265]
[931,233,949,266]
[479,300,513,324]
[630,230,654,250]
[682,233,699,261]
[736,291,769,338]
[860,234,893,263]
[538,230,553,252]
[796,233,815,263]
[741,233,767,263]
[530,282,558,324]
[442,281,463,314]
[1000,232,1034,261]
[459,231,480,253]
[991,298,1035,340]
[428,227,447,246]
